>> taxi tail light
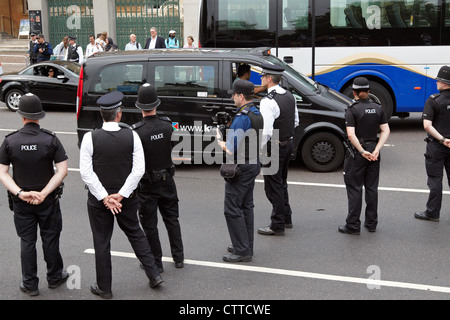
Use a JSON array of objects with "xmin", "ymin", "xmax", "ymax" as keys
[{"xmin": 76, "ymin": 66, "xmax": 83, "ymax": 119}]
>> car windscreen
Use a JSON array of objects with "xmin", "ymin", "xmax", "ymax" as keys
[
  {"xmin": 265, "ymin": 55, "xmax": 317, "ymax": 91},
  {"xmin": 61, "ymin": 63, "xmax": 81, "ymax": 76}
]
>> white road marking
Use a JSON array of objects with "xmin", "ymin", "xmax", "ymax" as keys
[{"xmin": 84, "ymin": 249, "xmax": 450, "ymax": 294}]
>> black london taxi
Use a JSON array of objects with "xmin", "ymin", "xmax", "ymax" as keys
[{"xmin": 76, "ymin": 48, "xmax": 351, "ymax": 172}]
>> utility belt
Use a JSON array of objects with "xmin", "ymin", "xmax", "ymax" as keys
[
  {"xmin": 7, "ymin": 183, "xmax": 64, "ymax": 210},
  {"xmin": 142, "ymin": 165, "xmax": 175, "ymax": 184},
  {"xmin": 425, "ymin": 136, "xmax": 448, "ymax": 144}
]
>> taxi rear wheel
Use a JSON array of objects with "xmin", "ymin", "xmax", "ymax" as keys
[
  {"xmin": 301, "ymin": 132, "xmax": 344, "ymax": 172},
  {"xmin": 5, "ymin": 88, "xmax": 24, "ymax": 112}
]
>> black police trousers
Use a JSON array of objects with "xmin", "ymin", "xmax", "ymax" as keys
[
  {"xmin": 224, "ymin": 163, "xmax": 261, "ymax": 256},
  {"xmin": 13, "ymin": 198, "xmax": 64, "ymax": 291},
  {"xmin": 424, "ymin": 141, "xmax": 450, "ymax": 219},
  {"xmin": 263, "ymin": 141, "xmax": 293, "ymax": 232},
  {"xmin": 87, "ymin": 193, "xmax": 160, "ymax": 293},
  {"xmin": 138, "ymin": 176, "xmax": 184, "ymax": 268},
  {"xmin": 343, "ymin": 143, "xmax": 380, "ymax": 231}
]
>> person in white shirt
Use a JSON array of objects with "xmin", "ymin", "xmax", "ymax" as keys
[
  {"xmin": 86, "ymin": 34, "xmax": 103, "ymax": 57},
  {"xmin": 79, "ymin": 91, "xmax": 163, "ymax": 299},
  {"xmin": 257, "ymin": 62, "xmax": 299, "ymax": 237},
  {"xmin": 125, "ymin": 34, "xmax": 142, "ymax": 50},
  {"xmin": 144, "ymin": 27, "xmax": 166, "ymax": 49}
]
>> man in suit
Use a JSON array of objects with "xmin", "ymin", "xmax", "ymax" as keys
[{"xmin": 144, "ymin": 27, "xmax": 166, "ymax": 49}]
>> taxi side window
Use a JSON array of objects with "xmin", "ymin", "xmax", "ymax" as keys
[
  {"xmin": 89, "ymin": 63, "xmax": 145, "ymax": 94},
  {"xmin": 150, "ymin": 61, "xmax": 220, "ymax": 98}
]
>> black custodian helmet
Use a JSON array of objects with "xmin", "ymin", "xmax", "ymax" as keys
[
  {"xmin": 17, "ymin": 93, "xmax": 46, "ymax": 120},
  {"xmin": 435, "ymin": 66, "xmax": 450, "ymax": 85},
  {"xmin": 135, "ymin": 83, "xmax": 161, "ymax": 111}
]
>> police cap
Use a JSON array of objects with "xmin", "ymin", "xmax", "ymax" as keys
[
  {"xmin": 260, "ymin": 62, "xmax": 285, "ymax": 75},
  {"xmin": 97, "ymin": 91, "xmax": 124, "ymax": 110},
  {"xmin": 68, "ymin": 36, "xmax": 77, "ymax": 41},
  {"xmin": 17, "ymin": 93, "xmax": 46, "ymax": 120},
  {"xmin": 435, "ymin": 66, "xmax": 450, "ymax": 85},
  {"xmin": 227, "ymin": 79, "xmax": 254, "ymax": 96},
  {"xmin": 30, "ymin": 32, "xmax": 37, "ymax": 37},
  {"xmin": 135, "ymin": 83, "xmax": 161, "ymax": 111},
  {"xmin": 352, "ymin": 77, "xmax": 370, "ymax": 90}
]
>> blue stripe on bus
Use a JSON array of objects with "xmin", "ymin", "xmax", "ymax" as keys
[{"xmin": 313, "ymin": 64, "xmax": 438, "ymax": 113}]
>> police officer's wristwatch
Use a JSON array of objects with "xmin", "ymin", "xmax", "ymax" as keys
[
  {"xmin": 16, "ymin": 189, "xmax": 23, "ymax": 197},
  {"xmin": 439, "ymin": 138, "xmax": 446, "ymax": 145}
]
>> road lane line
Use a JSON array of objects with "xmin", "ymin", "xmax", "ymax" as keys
[
  {"xmin": 68, "ymin": 169, "xmax": 448, "ymax": 195},
  {"xmin": 84, "ymin": 249, "xmax": 450, "ymax": 294}
]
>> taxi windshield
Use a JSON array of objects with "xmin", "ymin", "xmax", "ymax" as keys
[{"xmin": 265, "ymin": 55, "xmax": 317, "ymax": 91}]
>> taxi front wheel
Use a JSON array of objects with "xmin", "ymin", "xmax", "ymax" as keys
[{"xmin": 301, "ymin": 132, "xmax": 345, "ymax": 172}]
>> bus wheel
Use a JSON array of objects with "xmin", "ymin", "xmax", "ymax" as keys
[
  {"xmin": 301, "ymin": 132, "xmax": 344, "ymax": 172},
  {"xmin": 343, "ymin": 81, "xmax": 393, "ymax": 121}
]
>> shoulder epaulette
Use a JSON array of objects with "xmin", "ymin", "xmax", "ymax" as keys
[
  {"xmin": 5, "ymin": 130, "xmax": 18, "ymax": 138},
  {"xmin": 40, "ymin": 128, "xmax": 55, "ymax": 136},
  {"xmin": 266, "ymin": 91, "xmax": 277, "ymax": 100},
  {"xmin": 159, "ymin": 116, "xmax": 172, "ymax": 123},
  {"xmin": 118, "ymin": 122, "xmax": 132, "ymax": 129},
  {"xmin": 131, "ymin": 120, "xmax": 145, "ymax": 130},
  {"xmin": 430, "ymin": 93, "xmax": 440, "ymax": 100},
  {"xmin": 348, "ymin": 100, "xmax": 359, "ymax": 108}
]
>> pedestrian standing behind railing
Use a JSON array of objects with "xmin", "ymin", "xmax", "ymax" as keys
[
  {"xmin": 165, "ymin": 30, "xmax": 179, "ymax": 48},
  {"xmin": 183, "ymin": 36, "xmax": 196, "ymax": 48},
  {"xmin": 53, "ymin": 36, "xmax": 69, "ymax": 60},
  {"xmin": 86, "ymin": 34, "xmax": 103, "ymax": 57},
  {"xmin": 33, "ymin": 34, "xmax": 53, "ymax": 62}
]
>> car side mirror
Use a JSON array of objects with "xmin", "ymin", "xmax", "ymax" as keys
[{"xmin": 57, "ymin": 75, "xmax": 65, "ymax": 80}]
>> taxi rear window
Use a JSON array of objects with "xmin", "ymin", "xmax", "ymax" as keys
[{"xmin": 88, "ymin": 62, "xmax": 145, "ymax": 94}]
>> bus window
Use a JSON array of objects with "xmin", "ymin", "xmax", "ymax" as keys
[
  {"xmin": 330, "ymin": 0, "xmax": 439, "ymax": 29},
  {"xmin": 218, "ymin": 0, "xmax": 269, "ymax": 30},
  {"xmin": 282, "ymin": 0, "xmax": 308, "ymax": 30}
]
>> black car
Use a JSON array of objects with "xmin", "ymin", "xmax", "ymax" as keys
[
  {"xmin": 77, "ymin": 48, "xmax": 352, "ymax": 172},
  {"xmin": 0, "ymin": 61, "xmax": 80, "ymax": 112}
]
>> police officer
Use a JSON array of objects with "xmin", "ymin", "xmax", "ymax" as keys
[
  {"xmin": 67, "ymin": 36, "xmax": 84, "ymax": 64},
  {"xmin": 0, "ymin": 93, "xmax": 69, "ymax": 296},
  {"xmin": 257, "ymin": 62, "xmax": 299, "ymax": 236},
  {"xmin": 131, "ymin": 83, "xmax": 184, "ymax": 271},
  {"xmin": 414, "ymin": 66, "xmax": 450, "ymax": 222},
  {"xmin": 217, "ymin": 80, "xmax": 263, "ymax": 262},
  {"xmin": 79, "ymin": 91, "xmax": 163, "ymax": 299},
  {"xmin": 339, "ymin": 77, "xmax": 390, "ymax": 234},
  {"xmin": 33, "ymin": 34, "xmax": 53, "ymax": 62},
  {"xmin": 28, "ymin": 32, "xmax": 38, "ymax": 65}
]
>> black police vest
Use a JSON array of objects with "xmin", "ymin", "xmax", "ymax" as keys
[
  {"xmin": 36, "ymin": 42, "xmax": 50, "ymax": 60},
  {"xmin": 428, "ymin": 90, "xmax": 450, "ymax": 138},
  {"xmin": 92, "ymin": 128, "xmax": 133, "ymax": 194},
  {"xmin": 67, "ymin": 44, "xmax": 79, "ymax": 61},
  {"xmin": 4, "ymin": 126, "xmax": 58, "ymax": 190},
  {"xmin": 269, "ymin": 90, "xmax": 296, "ymax": 141},
  {"xmin": 348, "ymin": 99, "xmax": 384, "ymax": 142},
  {"xmin": 235, "ymin": 105, "xmax": 264, "ymax": 162},
  {"xmin": 29, "ymin": 41, "xmax": 38, "ymax": 59},
  {"xmin": 132, "ymin": 116, "xmax": 174, "ymax": 172}
]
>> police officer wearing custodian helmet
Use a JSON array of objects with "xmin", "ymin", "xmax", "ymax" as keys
[
  {"xmin": 339, "ymin": 77, "xmax": 390, "ymax": 234},
  {"xmin": 414, "ymin": 66, "xmax": 450, "ymax": 222},
  {"xmin": 132, "ymin": 83, "xmax": 184, "ymax": 271},
  {"xmin": 79, "ymin": 91, "xmax": 163, "ymax": 299},
  {"xmin": 0, "ymin": 93, "xmax": 69, "ymax": 296}
]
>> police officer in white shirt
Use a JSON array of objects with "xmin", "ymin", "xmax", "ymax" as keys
[
  {"xmin": 79, "ymin": 91, "xmax": 163, "ymax": 299},
  {"xmin": 67, "ymin": 36, "xmax": 84, "ymax": 64},
  {"xmin": 257, "ymin": 62, "xmax": 299, "ymax": 236}
]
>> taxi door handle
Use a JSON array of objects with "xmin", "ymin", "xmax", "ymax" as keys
[{"xmin": 202, "ymin": 105, "xmax": 220, "ymax": 111}]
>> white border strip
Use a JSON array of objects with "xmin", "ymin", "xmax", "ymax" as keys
[{"xmin": 84, "ymin": 249, "xmax": 450, "ymax": 294}]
